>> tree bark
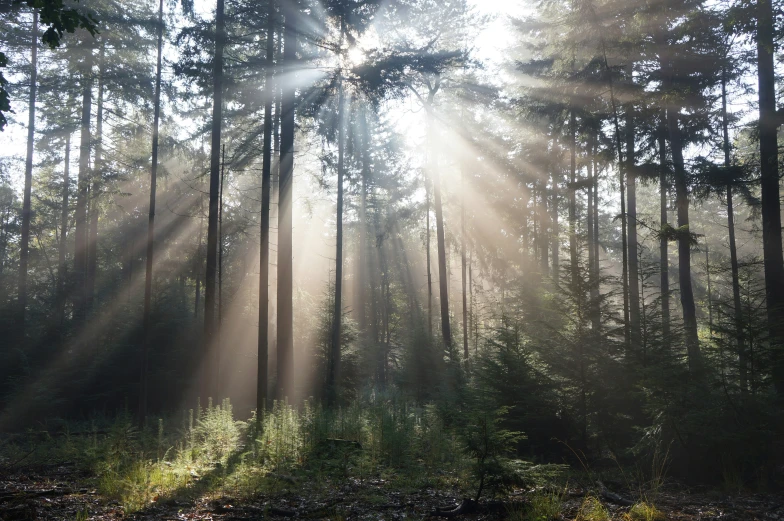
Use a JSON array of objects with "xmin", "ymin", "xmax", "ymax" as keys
[
  {"xmin": 619, "ymin": 141, "xmax": 630, "ymax": 349},
  {"xmin": 257, "ymin": 0, "xmax": 275, "ymax": 419},
  {"xmin": 626, "ymin": 68, "xmax": 641, "ymax": 349},
  {"xmin": 328, "ymin": 27, "xmax": 346, "ymax": 406},
  {"xmin": 429, "ymin": 106, "xmax": 452, "ymax": 348},
  {"xmin": 74, "ymin": 47, "xmax": 93, "ymax": 327},
  {"xmin": 568, "ymin": 110, "xmax": 578, "ymax": 295},
  {"xmin": 276, "ymin": 2, "xmax": 297, "ymax": 400},
  {"xmin": 140, "ymin": 0, "xmax": 164, "ymax": 425},
  {"xmin": 57, "ymin": 134, "xmax": 70, "ymax": 336},
  {"xmin": 426, "ymin": 154, "xmax": 432, "ymax": 335},
  {"xmin": 86, "ymin": 41, "xmax": 105, "ymax": 312},
  {"xmin": 722, "ymin": 68, "xmax": 746, "ymax": 394},
  {"xmin": 461, "ymin": 163, "xmax": 468, "ymax": 361},
  {"xmin": 551, "ymin": 164, "xmax": 559, "ymax": 284},
  {"xmin": 658, "ymin": 111, "xmax": 670, "ymax": 338},
  {"xmin": 204, "ymin": 0, "xmax": 226, "ymax": 401},
  {"xmin": 756, "ymin": 0, "xmax": 784, "ymax": 397},
  {"xmin": 18, "ymin": 11, "xmax": 38, "ymax": 334},
  {"xmin": 666, "ymin": 105, "xmax": 701, "ymax": 372},
  {"xmin": 587, "ymin": 132, "xmax": 598, "ymax": 331}
]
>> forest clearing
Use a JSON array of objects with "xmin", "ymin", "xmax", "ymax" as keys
[{"xmin": 2, "ymin": 0, "xmax": 784, "ymax": 518}]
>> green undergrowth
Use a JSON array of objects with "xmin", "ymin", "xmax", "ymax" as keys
[
  {"xmin": 2, "ymin": 399, "xmax": 678, "ymax": 519},
  {"xmin": 3, "ymin": 396, "xmax": 543, "ymax": 513}
]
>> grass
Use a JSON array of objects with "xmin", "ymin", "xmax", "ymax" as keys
[
  {"xmin": 1, "ymin": 396, "xmax": 480, "ymax": 514},
  {"xmin": 624, "ymin": 501, "xmax": 665, "ymax": 521},
  {"xmin": 524, "ymin": 489, "xmax": 564, "ymax": 521},
  {"xmin": 576, "ymin": 496, "xmax": 610, "ymax": 521}
]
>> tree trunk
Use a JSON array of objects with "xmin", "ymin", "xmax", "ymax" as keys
[
  {"xmin": 426, "ymin": 159, "xmax": 432, "ymax": 335},
  {"xmin": 722, "ymin": 69, "xmax": 746, "ymax": 394},
  {"xmin": 257, "ymin": 0, "xmax": 275, "ymax": 419},
  {"xmin": 217, "ymin": 144, "xmax": 226, "ymax": 389},
  {"xmin": 57, "ymin": 134, "xmax": 70, "ymax": 336},
  {"xmin": 430, "ymin": 115, "xmax": 452, "ymax": 348},
  {"xmin": 619, "ymin": 143, "xmax": 630, "ymax": 349},
  {"xmin": 551, "ymin": 165, "xmax": 559, "ymax": 283},
  {"xmin": 587, "ymin": 133, "xmax": 598, "ymax": 331},
  {"xmin": 539, "ymin": 180, "xmax": 548, "ymax": 276},
  {"xmin": 666, "ymin": 105, "xmax": 701, "ymax": 372},
  {"xmin": 140, "ymin": 0, "xmax": 164, "ymax": 425},
  {"xmin": 277, "ymin": 3, "xmax": 297, "ymax": 400},
  {"xmin": 461, "ymin": 163, "xmax": 468, "ymax": 361},
  {"xmin": 86, "ymin": 41, "xmax": 105, "ymax": 312},
  {"xmin": 358, "ymin": 108, "xmax": 370, "ymax": 339},
  {"xmin": 568, "ymin": 110, "xmax": 578, "ymax": 295},
  {"xmin": 203, "ymin": 0, "xmax": 226, "ymax": 401},
  {"xmin": 74, "ymin": 48, "xmax": 93, "ymax": 327},
  {"xmin": 328, "ymin": 30, "xmax": 346, "ymax": 406},
  {"xmin": 658, "ymin": 111, "xmax": 670, "ymax": 338},
  {"xmin": 626, "ymin": 69, "xmax": 641, "ymax": 349},
  {"xmin": 195, "ymin": 199, "xmax": 203, "ymax": 318},
  {"xmin": 756, "ymin": 0, "xmax": 784, "ymax": 397},
  {"xmin": 591, "ymin": 133, "xmax": 600, "ymax": 328},
  {"xmin": 18, "ymin": 11, "xmax": 38, "ymax": 334}
]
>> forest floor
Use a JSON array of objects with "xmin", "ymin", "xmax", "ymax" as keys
[{"xmin": 1, "ymin": 461, "xmax": 783, "ymax": 521}]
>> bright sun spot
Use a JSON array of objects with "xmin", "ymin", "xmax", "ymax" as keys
[{"xmin": 348, "ymin": 46, "xmax": 366, "ymax": 66}]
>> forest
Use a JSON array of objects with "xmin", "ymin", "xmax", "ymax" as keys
[{"xmin": 1, "ymin": 0, "xmax": 784, "ymax": 519}]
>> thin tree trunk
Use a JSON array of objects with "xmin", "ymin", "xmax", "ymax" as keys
[
  {"xmin": 217, "ymin": 144, "xmax": 226, "ymax": 390},
  {"xmin": 425, "ymin": 160, "xmax": 432, "ymax": 335},
  {"xmin": 18, "ymin": 11, "xmax": 38, "ymax": 333},
  {"xmin": 539, "ymin": 180, "xmax": 548, "ymax": 275},
  {"xmin": 86, "ymin": 41, "xmax": 105, "ymax": 312},
  {"xmin": 204, "ymin": 0, "xmax": 226, "ymax": 401},
  {"xmin": 598, "ymin": 40, "xmax": 629, "ymax": 348},
  {"xmin": 551, "ymin": 165, "xmax": 559, "ymax": 283},
  {"xmin": 195, "ymin": 204, "xmax": 203, "ymax": 317},
  {"xmin": 430, "ymin": 116, "xmax": 452, "ymax": 348},
  {"xmin": 591, "ymin": 134, "xmax": 600, "ymax": 327},
  {"xmin": 722, "ymin": 68, "xmax": 746, "ymax": 394},
  {"xmin": 619, "ymin": 145, "xmax": 630, "ymax": 349},
  {"xmin": 626, "ymin": 66, "xmax": 641, "ymax": 349},
  {"xmin": 57, "ymin": 134, "xmax": 70, "ymax": 335},
  {"xmin": 358, "ymin": 108, "xmax": 369, "ymax": 338},
  {"xmin": 756, "ymin": 0, "xmax": 784, "ymax": 397},
  {"xmin": 658, "ymin": 111, "xmax": 670, "ymax": 338},
  {"xmin": 461, "ymin": 162, "xmax": 468, "ymax": 361},
  {"xmin": 469, "ymin": 249, "xmax": 475, "ymax": 353},
  {"xmin": 587, "ymin": 136, "xmax": 596, "ymax": 327},
  {"xmin": 140, "ymin": 0, "xmax": 164, "ymax": 425},
  {"xmin": 568, "ymin": 110, "xmax": 578, "ymax": 294},
  {"xmin": 667, "ymin": 105, "xmax": 701, "ymax": 371},
  {"xmin": 706, "ymin": 245, "xmax": 712, "ymax": 334},
  {"xmin": 74, "ymin": 47, "xmax": 93, "ymax": 326},
  {"xmin": 276, "ymin": 3, "xmax": 297, "ymax": 400},
  {"xmin": 257, "ymin": 0, "xmax": 275, "ymax": 419},
  {"xmin": 328, "ymin": 27, "xmax": 346, "ymax": 406}
]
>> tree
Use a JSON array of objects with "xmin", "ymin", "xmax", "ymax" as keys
[
  {"xmin": 140, "ymin": 0, "xmax": 164, "ymax": 424},
  {"xmin": 18, "ymin": 10, "xmax": 38, "ymax": 335},
  {"xmin": 276, "ymin": 0, "xmax": 296, "ymax": 400},
  {"xmin": 0, "ymin": 0, "xmax": 97, "ymax": 130},
  {"xmin": 257, "ymin": 0, "xmax": 274, "ymax": 419},
  {"xmin": 754, "ymin": 0, "xmax": 784, "ymax": 397},
  {"xmin": 203, "ymin": 0, "xmax": 226, "ymax": 401}
]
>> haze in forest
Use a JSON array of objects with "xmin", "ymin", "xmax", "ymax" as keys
[{"xmin": 2, "ymin": 0, "xmax": 784, "ymax": 514}]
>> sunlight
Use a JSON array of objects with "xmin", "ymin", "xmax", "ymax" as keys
[
  {"xmin": 347, "ymin": 45, "xmax": 365, "ymax": 67},
  {"xmin": 1, "ymin": 0, "xmax": 781, "ymax": 516}
]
